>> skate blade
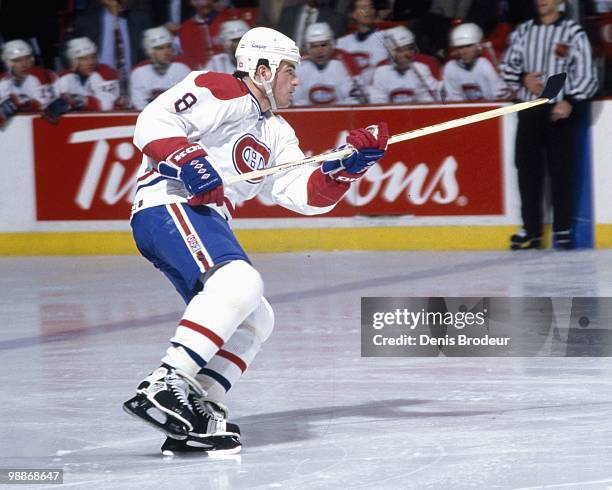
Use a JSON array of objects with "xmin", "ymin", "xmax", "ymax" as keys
[
  {"xmin": 161, "ymin": 437, "xmax": 241, "ymax": 457},
  {"xmin": 123, "ymin": 396, "xmax": 188, "ymax": 440}
]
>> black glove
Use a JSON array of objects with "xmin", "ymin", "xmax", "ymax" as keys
[
  {"xmin": 0, "ymin": 97, "xmax": 18, "ymax": 127},
  {"xmin": 43, "ymin": 95, "xmax": 86, "ymax": 124}
]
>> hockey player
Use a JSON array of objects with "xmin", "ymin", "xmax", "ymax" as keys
[
  {"xmin": 369, "ymin": 26, "xmax": 442, "ymax": 104},
  {"xmin": 130, "ymin": 27, "xmax": 192, "ymax": 110},
  {"xmin": 443, "ymin": 23, "xmax": 509, "ymax": 102},
  {"xmin": 293, "ymin": 22, "xmax": 363, "ymax": 106},
  {"xmin": 0, "ymin": 40, "xmax": 56, "ymax": 126},
  {"xmin": 43, "ymin": 37, "xmax": 121, "ymax": 123},
  {"xmin": 336, "ymin": 0, "xmax": 388, "ymax": 85},
  {"xmin": 203, "ymin": 20, "xmax": 250, "ymax": 74},
  {"xmin": 123, "ymin": 27, "xmax": 388, "ymax": 455},
  {"xmin": 178, "ymin": 0, "xmax": 234, "ymax": 69}
]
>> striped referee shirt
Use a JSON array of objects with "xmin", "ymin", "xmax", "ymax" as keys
[{"xmin": 501, "ymin": 14, "xmax": 598, "ymax": 103}]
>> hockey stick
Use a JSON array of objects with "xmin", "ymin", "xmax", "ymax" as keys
[{"xmin": 225, "ymin": 72, "xmax": 566, "ymax": 185}]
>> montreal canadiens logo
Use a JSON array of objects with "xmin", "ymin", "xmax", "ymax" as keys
[
  {"xmin": 390, "ymin": 89, "xmax": 415, "ymax": 103},
  {"xmin": 309, "ymin": 86, "xmax": 336, "ymax": 105},
  {"xmin": 232, "ymin": 134, "xmax": 271, "ymax": 184}
]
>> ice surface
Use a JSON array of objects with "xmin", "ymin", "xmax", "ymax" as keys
[{"xmin": 1, "ymin": 251, "xmax": 612, "ymax": 489}]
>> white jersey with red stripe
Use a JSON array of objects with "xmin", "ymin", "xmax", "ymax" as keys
[
  {"xmin": 130, "ymin": 60, "xmax": 192, "ymax": 110},
  {"xmin": 293, "ymin": 57, "xmax": 356, "ymax": 106},
  {"xmin": 368, "ymin": 62, "xmax": 442, "ymax": 104},
  {"xmin": 443, "ymin": 57, "xmax": 510, "ymax": 101},
  {"xmin": 0, "ymin": 67, "xmax": 56, "ymax": 110},
  {"xmin": 132, "ymin": 71, "xmax": 346, "ymax": 220},
  {"xmin": 336, "ymin": 30, "xmax": 389, "ymax": 85},
  {"xmin": 203, "ymin": 53, "xmax": 236, "ymax": 75},
  {"xmin": 54, "ymin": 64, "xmax": 120, "ymax": 111}
]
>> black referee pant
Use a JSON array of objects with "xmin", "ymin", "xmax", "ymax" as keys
[{"xmin": 514, "ymin": 102, "xmax": 581, "ymax": 238}]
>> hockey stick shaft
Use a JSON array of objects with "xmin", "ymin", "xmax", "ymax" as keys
[{"xmin": 225, "ymin": 73, "xmax": 566, "ymax": 185}]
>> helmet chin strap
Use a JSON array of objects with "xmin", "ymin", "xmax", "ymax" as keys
[
  {"xmin": 262, "ymin": 77, "xmax": 277, "ymax": 111},
  {"xmin": 253, "ymin": 70, "xmax": 278, "ymax": 111}
]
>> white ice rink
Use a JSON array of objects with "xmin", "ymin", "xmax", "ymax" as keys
[{"xmin": 1, "ymin": 250, "xmax": 612, "ymax": 489}]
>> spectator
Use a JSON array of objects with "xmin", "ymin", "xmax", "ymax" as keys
[
  {"xmin": 429, "ymin": 0, "xmax": 473, "ymax": 19},
  {"xmin": 44, "ymin": 37, "xmax": 121, "ymax": 123},
  {"xmin": 204, "ymin": 19, "xmax": 249, "ymax": 73},
  {"xmin": 277, "ymin": 0, "xmax": 348, "ymax": 51},
  {"xmin": 336, "ymin": 0, "xmax": 389, "ymax": 84},
  {"xmin": 0, "ymin": 40, "xmax": 56, "ymax": 120},
  {"xmin": 501, "ymin": 0, "xmax": 598, "ymax": 250},
  {"xmin": 369, "ymin": 26, "xmax": 442, "ymax": 103},
  {"xmin": 0, "ymin": 0, "xmax": 64, "ymax": 70},
  {"xmin": 130, "ymin": 26, "xmax": 191, "ymax": 110},
  {"xmin": 588, "ymin": 0, "xmax": 612, "ymax": 13},
  {"xmin": 293, "ymin": 22, "xmax": 364, "ymax": 106},
  {"xmin": 391, "ymin": 1, "xmax": 431, "ymax": 21},
  {"xmin": 443, "ymin": 23, "xmax": 509, "ymax": 101},
  {"xmin": 72, "ymin": 0, "xmax": 154, "ymax": 97},
  {"xmin": 178, "ymin": 0, "xmax": 233, "ymax": 69}
]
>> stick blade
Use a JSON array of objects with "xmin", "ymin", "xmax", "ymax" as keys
[{"xmin": 540, "ymin": 72, "xmax": 567, "ymax": 100}]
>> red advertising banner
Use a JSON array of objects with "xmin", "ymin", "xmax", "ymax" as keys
[
  {"xmin": 34, "ymin": 115, "xmax": 141, "ymax": 220},
  {"xmin": 33, "ymin": 106, "xmax": 503, "ymax": 221}
]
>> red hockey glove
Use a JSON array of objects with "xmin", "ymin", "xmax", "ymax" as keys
[{"xmin": 321, "ymin": 122, "xmax": 389, "ymax": 182}]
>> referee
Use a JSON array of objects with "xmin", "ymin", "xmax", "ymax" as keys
[{"xmin": 501, "ymin": 0, "xmax": 598, "ymax": 250}]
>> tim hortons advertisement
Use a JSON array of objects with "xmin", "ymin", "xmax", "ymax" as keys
[{"xmin": 32, "ymin": 107, "xmax": 503, "ymax": 221}]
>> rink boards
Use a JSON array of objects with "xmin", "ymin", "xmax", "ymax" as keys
[{"xmin": 0, "ymin": 100, "xmax": 608, "ymax": 254}]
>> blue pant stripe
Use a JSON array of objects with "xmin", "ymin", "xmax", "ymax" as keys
[
  {"xmin": 171, "ymin": 341, "xmax": 208, "ymax": 368},
  {"xmin": 198, "ymin": 367, "xmax": 232, "ymax": 392}
]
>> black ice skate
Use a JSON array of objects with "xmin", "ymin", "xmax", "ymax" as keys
[
  {"xmin": 510, "ymin": 229, "xmax": 542, "ymax": 250},
  {"xmin": 190, "ymin": 396, "xmax": 240, "ymax": 438},
  {"xmin": 160, "ymin": 432, "xmax": 241, "ymax": 456},
  {"xmin": 122, "ymin": 364, "xmax": 201, "ymax": 439},
  {"xmin": 553, "ymin": 230, "xmax": 573, "ymax": 250},
  {"xmin": 160, "ymin": 396, "xmax": 242, "ymax": 456}
]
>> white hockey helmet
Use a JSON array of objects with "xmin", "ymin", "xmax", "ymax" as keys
[
  {"xmin": 220, "ymin": 20, "xmax": 250, "ymax": 48},
  {"xmin": 305, "ymin": 22, "xmax": 335, "ymax": 45},
  {"xmin": 143, "ymin": 26, "xmax": 174, "ymax": 56},
  {"xmin": 2, "ymin": 39, "xmax": 33, "ymax": 69},
  {"xmin": 384, "ymin": 26, "xmax": 416, "ymax": 51},
  {"xmin": 66, "ymin": 37, "xmax": 97, "ymax": 68},
  {"xmin": 235, "ymin": 27, "xmax": 300, "ymax": 110},
  {"xmin": 450, "ymin": 23, "xmax": 483, "ymax": 47},
  {"xmin": 235, "ymin": 27, "xmax": 300, "ymax": 80}
]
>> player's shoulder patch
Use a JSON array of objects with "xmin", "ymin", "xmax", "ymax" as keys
[
  {"xmin": 194, "ymin": 72, "xmax": 248, "ymax": 100},
  {"xmin": 0, "ymin": 71, "xmax": 9, "ymax": 81},
  {"xmin": 133, "ymin": 60, "xmax": 152, "ymax": 70},
  {"xmin": 96, "ymin": 64, "xmax": 118, "ymax": 81},
  {"xmin": 476, "ymin": 56, "xmax": 494, "ymax": 69},
  {"xmin": 173, "ymin": 61, "xmax": 192, "ymax": 72},
  {"xmin": 29, "ymin": 67, "xmax": 56, "ymax": 84},
  {"xmin": 58, "ymin": 68, "xmax": 74, "ymax": 78}
]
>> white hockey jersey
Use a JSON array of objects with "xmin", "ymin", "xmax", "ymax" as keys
[
  {"xmin": 0, "ymin": 67, "xmax": 56, "ymax": 110},
  {"xmin": 54, "ymin": 64, "xmax": 120, "ymax": 111},
  {"xmin": 132, "ymin": 71, "xmax": 349, "ymax": 220},
  {"xmin": 336, "ymin": 30, "xmax": 389, "ymax": 85},
  {"xmin": 369, "ymin": 62, "xmax": 442, "ymax": 104},
  {"xmin": 293, "ymin": 57, "xmax": 356, "ymax": 106},
  {"xmin": 203, "ymin": 53, "xmax": 236, "ymax": 75},
  {"xmin": 130, "ymin": 60, "xmax": 192, "ymax": 110},
  {"xmin": 443, "ymin": 57, "xmax": 509, "ymax": 101}
]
